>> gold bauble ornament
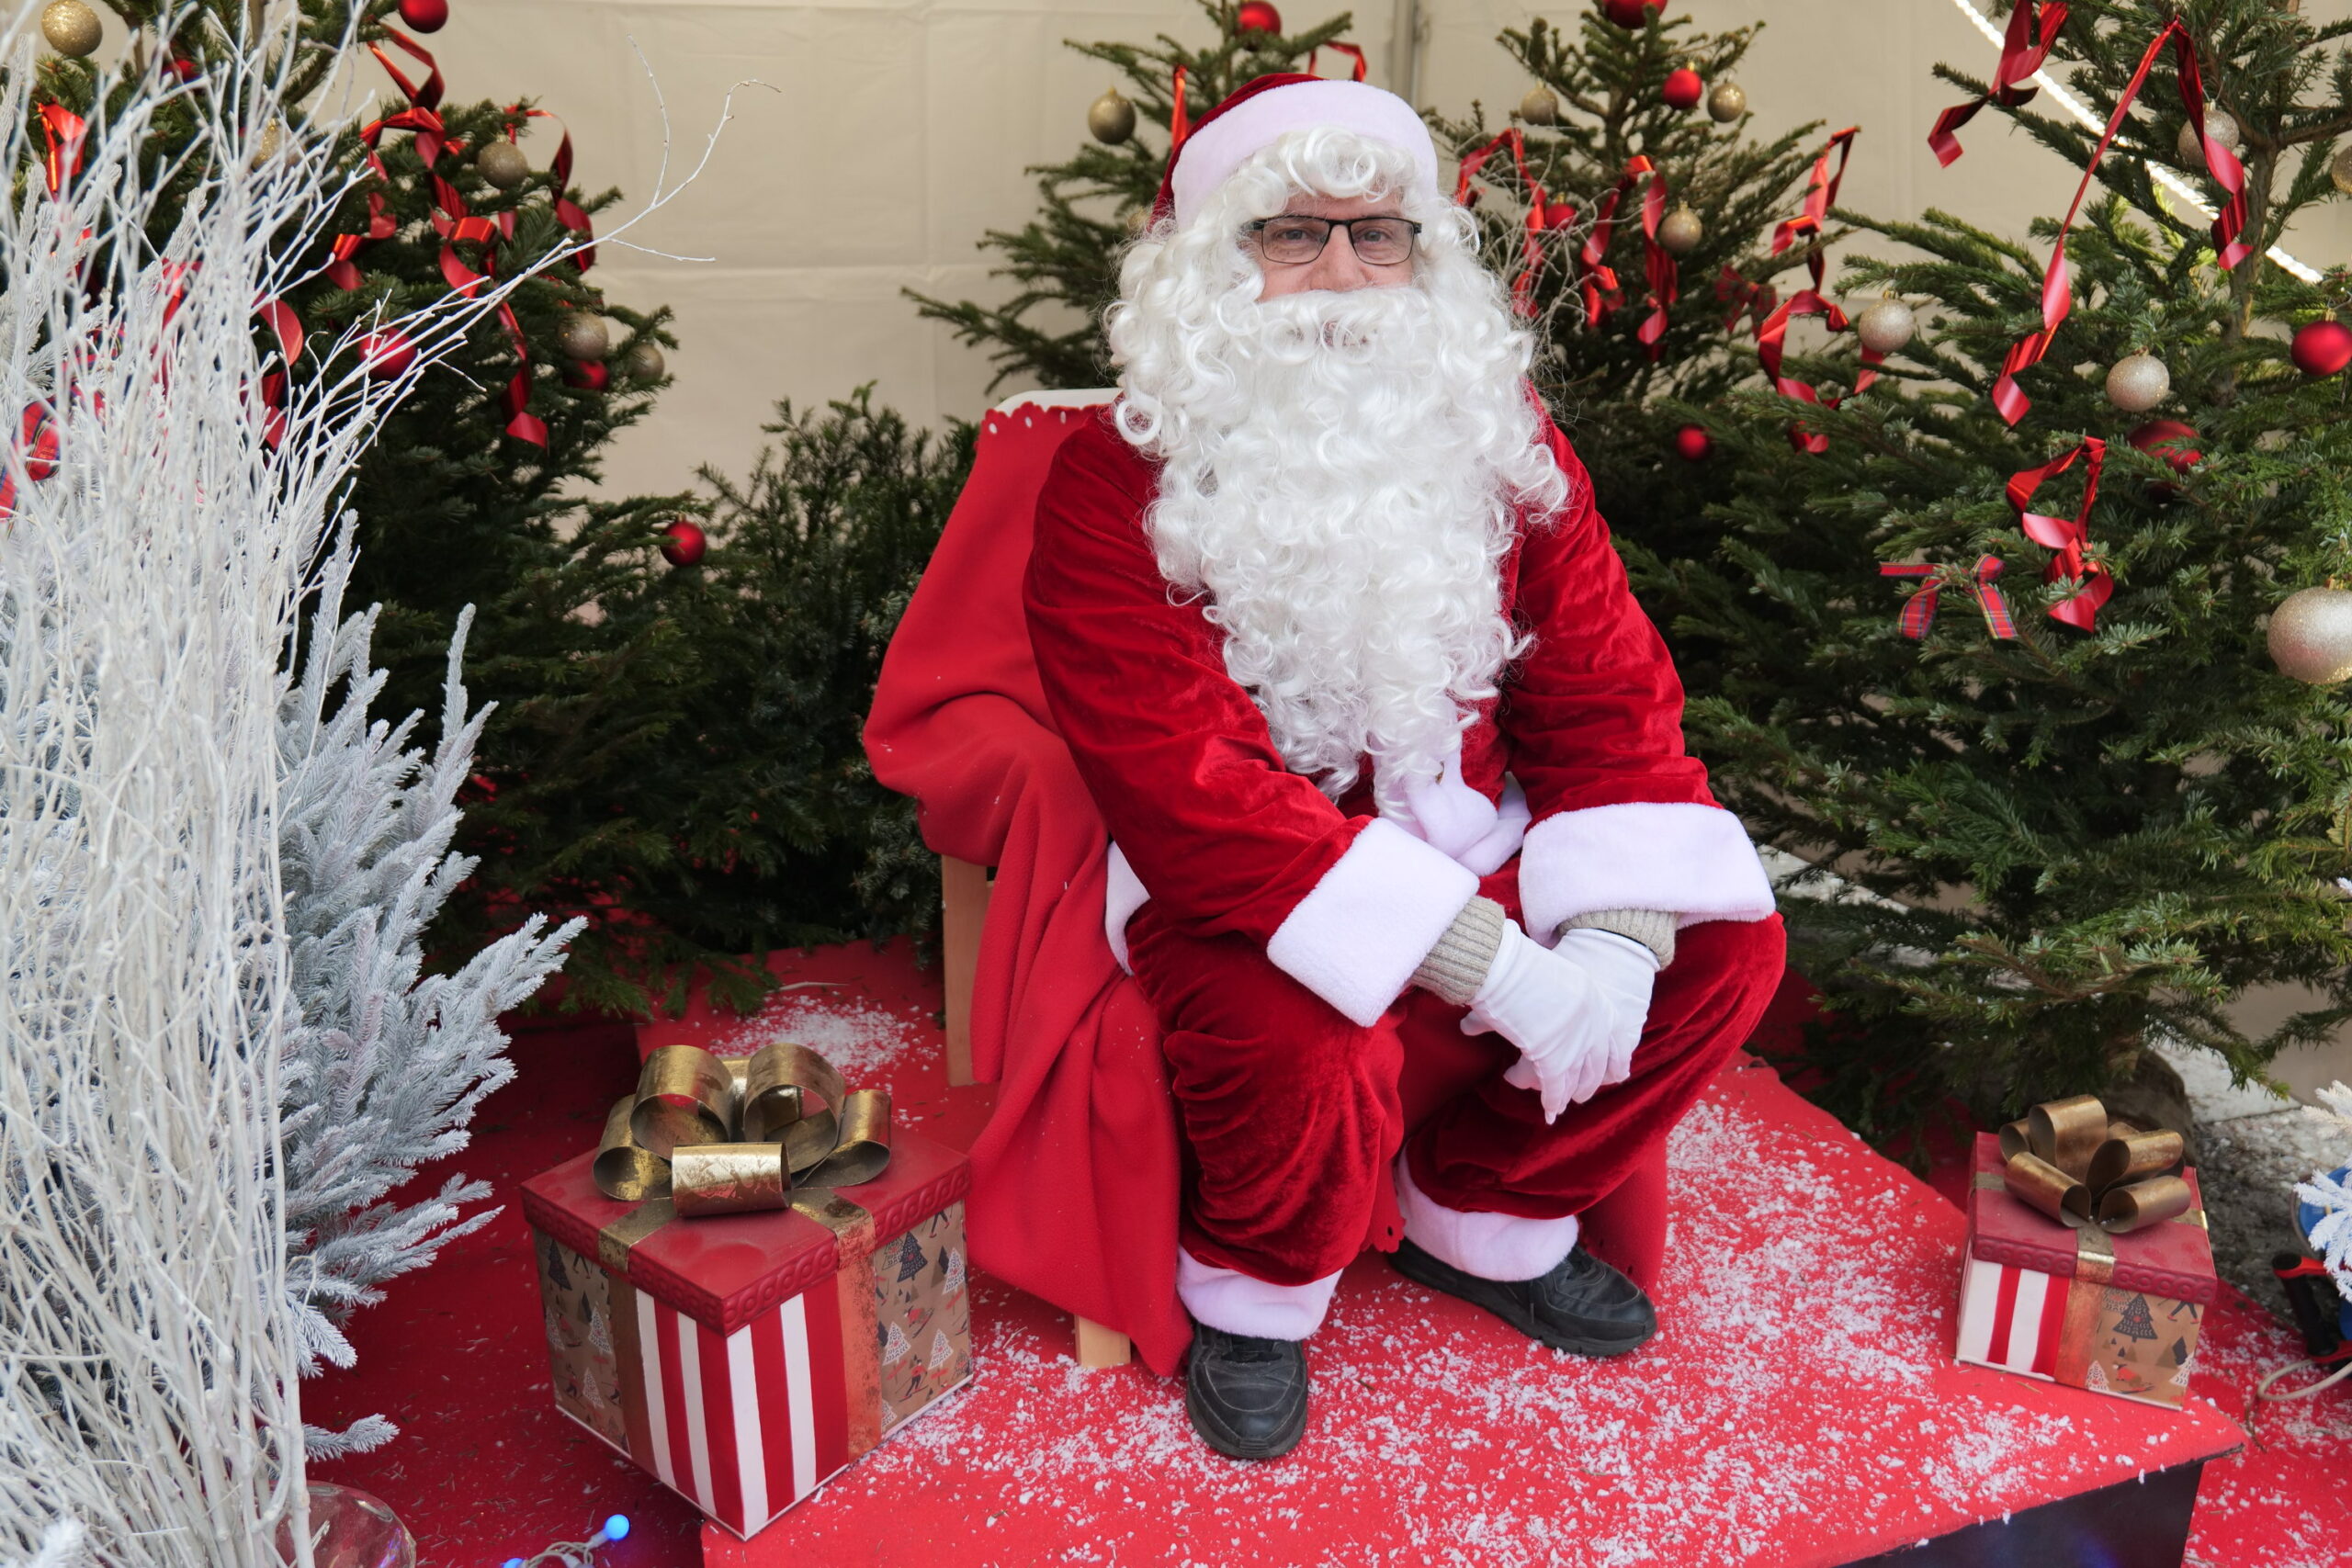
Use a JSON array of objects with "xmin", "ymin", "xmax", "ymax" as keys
[
  {"xmin": 2105, "ymin": 351, "xmax": 2171, "ymax": 413},
  {"xmin": 1706, "ymin": 81, "xmax": 1747, "ymax": 123},
  {"xmin": 2332, "ymin": 145, "xmax": 2352, "ymax": 196},
  {"xmin": 556, "ymin": 314, "xmax": 610, "ymax": 362},
  {"xmin": 1125, "ymin": 207, "xmax": 1154, "ymax": 238},
  {"xmin": 42, "ymin": 0, "xmax": 102, "ymax": 58},
  {"xmin": 2267, "ymin": 587, "xmax": 2352, "ymax": 683},
  {"xmin": 2176, "ymin": 110, "xmax": 2241, "ymax": 170},
  {"xmin": 1517, "ymin": 86, "xmax": 1560, "ymax": 126},
  {"xmin": 622, "ymin": 342, "xmax": 666, "ymax": 381},
  {"xmin": 477, "ymin": 140, "xmax": 529, "ymax": 190},
  {"xmin": 1657, "ymin": 206, "xmax": 1702, "ymax": 257},
  {"xmin": 1855, "ymin": 298, "xmax": 1917, "ymax": 355},
  {"xmin": 1088, "ymin": 88, "xmax": 1136, "ymax": 146}
]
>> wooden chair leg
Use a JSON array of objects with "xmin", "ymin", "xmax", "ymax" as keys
[
  {"xmin": 939, "ymin": 855, "xmax": 991, "ymax": 1088},
  {"xmin": 1075, "ymin": 1314, "xmax": 1132, "ymax": 1369}
]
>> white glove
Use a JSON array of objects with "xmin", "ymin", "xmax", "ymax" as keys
[
  {"xmin": 1548, "ymin": 928, "xmax": 1659, "ymax": 1089},
  {"xmin": 1461, "ymin": 921, "xmax": 1619, "ymax": 1122}
]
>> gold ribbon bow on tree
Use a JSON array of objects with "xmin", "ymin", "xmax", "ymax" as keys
[
  {"xmin": 593, "ymin": 1042, "xmax": 891, "ymax": 1217},
  {"xmin": 1996, "ymin": 1094, "xmax": 2193, "ymax": 1234}
]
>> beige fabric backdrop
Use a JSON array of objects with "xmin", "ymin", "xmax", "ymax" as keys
[{"xmin": 420, "ymin": 0, "xmax": 2349, "ymax": 1096}]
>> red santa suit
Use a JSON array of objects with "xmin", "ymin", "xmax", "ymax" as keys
[{"xmin": 1024, "ymin": 402, "xmax": 1785, "ymax": 1314}]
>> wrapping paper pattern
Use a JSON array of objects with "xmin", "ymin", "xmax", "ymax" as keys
[
  {"xmin": 530, "ymin": 1199, "xmax": 973, "ymax": 1539},
  {"xmin": 1955, "ymin": 1253, "xmax": 2203, "ymax": 1409}
]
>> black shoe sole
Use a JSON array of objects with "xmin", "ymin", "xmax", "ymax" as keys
[
  {"xmin": 1183, "ymin": 1366, "xmax": 1308, "ymax": 1460},
  {"xmin": 1390, "ymin": 1245, "xmax": 1656, "ymax": 1359}
]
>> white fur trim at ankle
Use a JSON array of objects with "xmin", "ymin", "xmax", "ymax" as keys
[
  {"xmin": 1104, "ymin": 840, "xmax": 1148, "ymax": 973},
  {"xmin": 1519, "ymin": 802, "xmax": 1774, "ymax": 949},
  {"xmin": 1266, "ymin": 818, "xmax": 1480, "ymax": 1027},
  {"xmin": 1176, "ymin": 1250, "xmax": 1343, "ymax": 1342},
  {"xmin": 1396, "ymin": 1156, "xmax": 1580, "ymax": 1283}
]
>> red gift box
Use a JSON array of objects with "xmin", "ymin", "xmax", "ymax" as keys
[
  {"xmin": 1956, "ymin": 1130, "xmax": 2217, "ymax": 1408},
  {"xmin": 520, "ymin": 1129, "xmax": 972, "ymax": 1538}
]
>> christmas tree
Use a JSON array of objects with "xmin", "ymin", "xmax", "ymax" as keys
[
  {"xmin": 1429, "ymin": 5, "xmax": 1848, "ymax": 575},
  {"xmin": 907, "ymin": 0, "xmax": 1360, "ymax": 392},
  {"xmin": 1662, "ymin": 0, "xmax": 2352, "ymax": 1145}
]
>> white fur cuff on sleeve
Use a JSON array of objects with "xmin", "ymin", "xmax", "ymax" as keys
[
  {"xmin": 1266, "ymin": 818, "xmax": 1480, "ymax": 1028},
  {"xmin": 1519, "ymin": 802, "xmax": 1775, "ymax": 945}
]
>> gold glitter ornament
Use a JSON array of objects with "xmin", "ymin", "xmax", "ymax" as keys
[
  {"xmin": 1088, "ymin": 88, "xmax": 1136, "ymax": 145},
  {"xmin": 1517, "ymin": 86, "xmax": 1560, "ymax": 126},
  {"xmin": 1707, "ymin": 82, "xmax": 1746, "ymax": 123},
  {"xmin": 477, "ymin": 140, "xmax": 529, "ymax": 190},
  {"xmin": 1855, "ymin": 299, "xmax": 1917, "ymax": 355},
  {"xmin": 2176, "ymin": 110, "xmax": 2240, "ymax": 170},
  {"xmin": 622, "ymin": 342, "xmax": 666, "ymax": 381},
  {"xmin": 41, "ymin": 0, "xmax": 101, "ymax": 58},
  {"xmin": 556, "ymin": 314, "xmax": 610, "ymax": 362},
  {"xmin": 2105, "ymin": 352, "xmax": 2170, "ymax": 413},
  {"xmin": 1657, "ymin": 207, "xmax": 1703, "ymax": 257},
  {"xmin": 2267, "ymin": 587, "xmax": 2352, "ymax": 683}
]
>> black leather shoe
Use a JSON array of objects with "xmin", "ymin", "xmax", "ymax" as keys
[
  {"xmin": 1391, "ymin": 1237, "xmax": 1657, "ymax": 1357},
  {"xmin": 1183, "ymin": 1322, "xmax": 1309, "ymax": 1460}
]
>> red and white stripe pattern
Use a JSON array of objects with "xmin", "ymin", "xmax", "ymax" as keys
[
  {"xmin": 1954, "ymin": 1255, "xmax": 2066, "ymax": 1380},
  {"xmin": 583, "ymin": 1280, "xmax": 862, "ymax": 1540}
]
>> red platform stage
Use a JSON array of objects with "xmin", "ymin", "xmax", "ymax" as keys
[{"xmin": 307, "ymin": 941, "xmax": 2351, "ymax": 1568}]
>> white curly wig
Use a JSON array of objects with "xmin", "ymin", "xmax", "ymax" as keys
[{"xmin": 1105, "ymin": 125, "xmax": 1570, "ymax": 811}]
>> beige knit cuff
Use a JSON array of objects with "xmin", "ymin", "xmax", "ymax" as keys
[
  {"xmin": 1410, "ymin": 896, "xmax": 1509, "ymax": 1007},
  {"xmin": 1558, "ymin": 908, "xmax": 1677, "ymax": 967}
]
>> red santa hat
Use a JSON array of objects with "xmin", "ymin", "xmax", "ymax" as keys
[{"xmin": 1151, "ymin": 73, "xmax": 1442, "ymax": 229}]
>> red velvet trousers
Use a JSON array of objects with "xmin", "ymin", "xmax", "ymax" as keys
[{"xmin": 1126, "ymin": 863, "xmax": 1787, "ymax": 1291}]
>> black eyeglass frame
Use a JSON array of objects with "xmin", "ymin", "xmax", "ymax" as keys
[{"xmin": 1242, "ymin": 214, "xmax": 1424, "ymax": 265}]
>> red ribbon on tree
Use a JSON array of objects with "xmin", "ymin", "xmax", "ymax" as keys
[
  {"xmin": 1715, "ymin": 265, "xmax": 1776, "ymax": 333},
  {"xmin": 1984, "ymin": 22, "xmax": 2248, "ymax": 427},
  {"xmin": 1307, "ymin": 42, "xmax": 1368, "ymax": 82},
  {"xmin": 1881, "ymin": 557, "xmax": 2019, "ymax": 640},
  {"xmin": 1771, "ymin": 126, "xmax": 1858, "ymax": 289},
  {"xmin": 1455, "ymin": 127, "xmax": 1560, "ymax": 319},
  {"xmin": 1627, "ymin": 155, "xmax": 1677, "ymax": 359},
  {"xmin": 39, "ymin": 104, "xmax": 87, "ymax": 197},
  {"xmin": 1750, "ymin": 128, "xmax": 1880, "ymax": 452},
  {"xmin": 1170, "ymin": 66, "xmax": 1192, "ymax": 154},
  {"xmin": 2008, "ymin": 435, "xmax": 2111, "ymax": 630},
  {"xmin": 0, "ymin": 404, "xmax": 61, "ymax": 520},
  {"xmin": 1928, "ymin": 1, "xmax": 2069, "ymax": 166},
  {"xmin": 504, "ymin": 107, "xmax": 596, "ymax": 270}
]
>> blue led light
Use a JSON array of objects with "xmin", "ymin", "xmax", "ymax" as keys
[{"xmin": 602, "ymin": 1514, "xmax": 631, "ymax": 1541}]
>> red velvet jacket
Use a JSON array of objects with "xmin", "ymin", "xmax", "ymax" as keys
[{"xmin": 1023, "ymin": 405, "xmax": 1772, "ymax": 1029}]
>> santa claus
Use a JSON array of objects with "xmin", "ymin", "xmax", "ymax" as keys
[{"xmin": 1023, "ymin": 73, "xmax": 1784, "ymax": 1459}]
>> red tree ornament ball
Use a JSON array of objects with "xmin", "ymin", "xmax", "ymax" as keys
[
  {"xmin": 1672, "ymin": 424, "xmax": 1711, "ymax": 462},
  {"xmin": 2126, "ymin": 419, "xmax": 2201, "ymax": 475},
  {"xmin": 357, "ymin": 330, "xmax": 415, "ymax": 380},
  {"xmin": 1236, "ymin": 1, "xmax": 1283, "ymax": 35},
  {"xmin": 1603, "ymin": 0, "xmax": 1660, "ymax": 28},
  {"xmin": 398, "ymin": 0, "xmax": 449, "ymax": 31},
  {"xmin": 2291, "ymin": 319, "xmax": 2352, "ymax": 378},
  {"xmin": 661, "ymin": 520, "xmax": 708, "ymax": 568},
  {"xmin": 1662, "ymin": 67, "xmax": 1704, "ymax": 112}
]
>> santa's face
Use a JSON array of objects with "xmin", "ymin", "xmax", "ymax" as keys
[
  {"xmin": 1248, "ymin": 192, "xmax": 1417, "ymax": 299},
  {"xmin": 1106, "ymin": 130, "xmax": 1567, "ymax": 813}
]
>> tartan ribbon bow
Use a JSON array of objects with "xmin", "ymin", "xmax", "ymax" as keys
[
  {"xmin": 1880, "ymin": 556, "xmax": 2018, "ymax": 639},
  {"xmin": 594, "ymin": 1042, "xmax": 893, "ymax": 1217},
  {"xmin": 1996, "ymin": 1094, "xmax": 2193, "ymax": 1235}
]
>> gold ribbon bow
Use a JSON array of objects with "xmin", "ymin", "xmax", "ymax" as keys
[
  {"xmin": 1996, "ymin": 1094, "xmax": 2192, "ymax": 1235},
  {"xmin": 593, "ymin": 1042, "xmax": 891, "ymax": 1217}
]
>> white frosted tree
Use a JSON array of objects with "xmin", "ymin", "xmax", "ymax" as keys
[
  {"xmin": 0, "ymin": 1, "xmax": 733, "ymax": 1559},
  {"xmin": 277, "ymin": 558, "xmax": 582, "ymax": 1458}
]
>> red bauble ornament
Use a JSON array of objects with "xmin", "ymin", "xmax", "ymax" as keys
[
  {"xmin": 1602, "ymin": 0, "xmax": 1659, "ymax": 28},
  {"xmin": 1236, "ymin": 0, "xmax": 1283, "ymax": 35},
  {"xmin": 563, "ymin": 358, "xmax": 611, "ymax": 392},
  {"xmin": 398, "ymin": 0, "xmax": 449, "ymax": 30},
  {"xmin": 1672, "ymin": 424, "xmax": 1711, "ymax": 462},
  {"xmin": 660, "ymin": 520, "xmax": 707, "ymax": 568},
  {"xmin": 2126, "ymin": 418, "xmax": 2200, "ymax": 474},
  {"xmin": 1662, "ymin": 68, "xmax": 1703, "ymax": 112},
  {"xmin": 2291, "ymin": 319, "xmax": 2352, "ymax": 378},
  {"xmin": 356, "ymin": 330, "xmax": 415, "ymax": 380},
  {"xmin": 166, "ymin": 55, "xmax": 199, "ymax": 83}
]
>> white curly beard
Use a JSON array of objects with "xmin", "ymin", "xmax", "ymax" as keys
[{"xmin": 1106, "ymin": 128, "xmax": 1568, "ymax": 814}]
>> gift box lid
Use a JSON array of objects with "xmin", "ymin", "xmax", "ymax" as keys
[
  {"xmin": 519, "ymin": 1125, "xmax": 970, "ymax": 1335},
  {"xmin": 1964, "ymin": 1132, "xmax": 2216, "ymax": 1304}
]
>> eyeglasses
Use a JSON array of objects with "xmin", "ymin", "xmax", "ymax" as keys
[{"xmin": 1244, "ymin": 214, "xmax": 1422, "ymax": 267}]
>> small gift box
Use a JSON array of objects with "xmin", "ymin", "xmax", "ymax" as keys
[
  {"xmin": 1956, "ymin": 1095, "xmax": 2216, "ymax": 1409},
  {"xmin": 520, "ymin": 1043, "xmax": 973, "ymax": 1539}
]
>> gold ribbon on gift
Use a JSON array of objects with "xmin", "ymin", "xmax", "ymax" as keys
[
  {"xmin": 592, "ymin": 1041, "xmax": 892, "ymax": 1219},
  {"xmin": 1995, "ymin": 1093, "xmax": 2193, "ymax": 1235}
]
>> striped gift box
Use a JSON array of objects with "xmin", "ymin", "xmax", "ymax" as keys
[
  {"xmin": 523, "ymin": 1131, "xmax": 973, "ymax": 1540},
  {"xmin": 1955, "ymin": 1133, "xmax": 2214, "ymax": 1411}
]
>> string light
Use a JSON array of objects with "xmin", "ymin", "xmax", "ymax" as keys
[
  {"xmin": 1944, "ymin": 0, "xmax": 2321, "ymax": 283},
  {"xmin": 499, "ymin": 1515, "xmax": 631, "ymax": 1568}
]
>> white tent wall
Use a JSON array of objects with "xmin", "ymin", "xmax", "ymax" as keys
[{"xmin": 426, "ymin": 0, "xmax": 2352, "ymax": 495}]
